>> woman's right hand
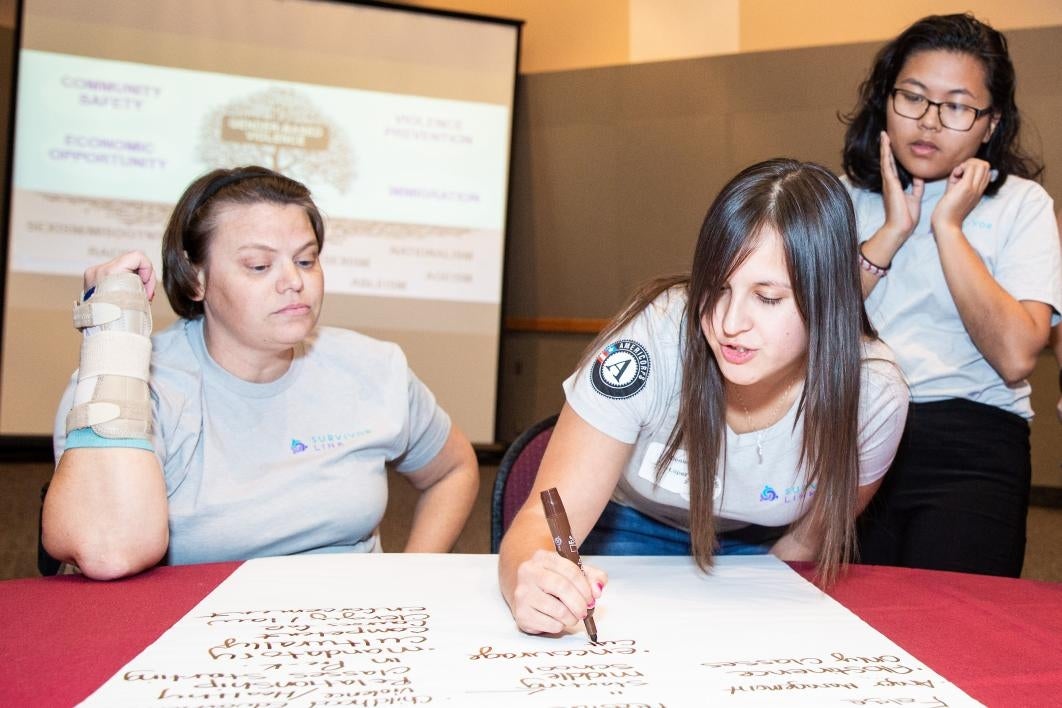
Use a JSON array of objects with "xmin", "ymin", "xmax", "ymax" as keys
[
  {"xmin": 83, "ymin": 251, "xmax": 157, "ymax": 301},
  {"xmin": 878, "ymin": 131, "xmax": 924, "ymax": 245},
  {"xmin": 509, "ymin": 548, "xmax": 607, "ymax": 635},
  {"xmin": 498, "ymin": 405, "xmax": 629, "ymax": 636}
]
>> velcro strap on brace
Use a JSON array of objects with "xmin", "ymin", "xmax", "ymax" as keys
[
  {"xmin": 77, "ymin": 331, "xmax": 152, "ymax": 382},
  {"xmin": 65, "ymin": 399, "xmax": 153, "ymax": 436},
  {"xmin": 72, "ymin": 291, "xmax": 152, "ymax": 331},
  {"xmin": 73, "ymin": 301, "xmax": 121, "ymax": 329}
]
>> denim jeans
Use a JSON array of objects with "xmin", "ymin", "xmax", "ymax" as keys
[{"xmin": 580, "ymin": 501, "xmax": 782, "ymax": 556}]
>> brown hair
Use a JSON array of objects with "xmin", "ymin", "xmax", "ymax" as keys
[
  {"xmin": 161, "ymin": 166, "xmax": 325, "ymax": 319},
  {"xmin": 584, "ymin": 158, "xmax": 875, "ymax": 585}
]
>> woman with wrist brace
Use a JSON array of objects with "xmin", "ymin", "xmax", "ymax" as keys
[
  {"xmin": 42, "ymin": 166, "xmax": 479, "ymax": 579},
  {"xmin": 841, "ymin": 14, "xmax": 1062, "ymax": 576}
]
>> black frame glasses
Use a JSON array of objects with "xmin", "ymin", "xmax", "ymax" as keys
[{"xmin": 889, "ymin": 88, "xmax": 993, "ymax": 132}]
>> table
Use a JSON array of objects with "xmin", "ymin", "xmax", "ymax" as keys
[{"xmin": 2, "ymin": 560, "xmax": 1061, "ymax": 707}]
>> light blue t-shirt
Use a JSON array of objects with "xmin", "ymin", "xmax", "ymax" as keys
[
  {"xmin": 846, "ymin": 175, "xmax": 1062, "ymax": 419},
  {"xmin": 55, "ymin": 318, "xmax": 451, "ymax": 564}
]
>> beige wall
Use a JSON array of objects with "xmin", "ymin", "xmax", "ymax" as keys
[
  {"xmin": 629, "ymin": 0, "xmax": 739, "ymax": 63},
  {"xmin": 739, "ymin": 0, "xmax": 1062, "ymax": 52},
  {"xmin": 403, "ymin": 0, "xmax": 1062, "ymax": 71},
  {"xmin": 402, "ymin": 0, "xmax": 630, "ymax": 73},
  {"xmin": 5, "ymin": 1, "xmax": 1058, "ymax": 71}
]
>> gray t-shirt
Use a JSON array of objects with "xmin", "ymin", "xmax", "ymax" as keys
[
  {"xmin": 55, "ymin": 318, "xmax": 451, "ymax": 564},
  {"xmin": 564, "ymin": 288, "xmax": 909, "ymax": 533}
]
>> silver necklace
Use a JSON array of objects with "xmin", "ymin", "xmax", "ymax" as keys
[{"xmin": 736, "ymin": 379, "xmax": 795, "ymax": 464}]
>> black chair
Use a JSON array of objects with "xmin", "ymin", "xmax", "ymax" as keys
[{"xmin": 490, "ymin": 414, "xmax": 558, "ymax": 553}]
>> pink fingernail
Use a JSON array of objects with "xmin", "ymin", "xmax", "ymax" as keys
[{"xmin": 588, "ymin": 599, "xmax": 596, "ymax": 609}]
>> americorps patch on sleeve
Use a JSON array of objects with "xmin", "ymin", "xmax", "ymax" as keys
[{"xmin": 590, "ymin": 339, "xmax": 651, "ymax": 399}]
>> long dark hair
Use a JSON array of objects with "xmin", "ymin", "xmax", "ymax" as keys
[
  {"xmin": 584, "ymin": 159, "xmax": 874, "ymax": 585},
  {"xmin": 161, "ymin": 166, "xmax": 325, "ymax": 319},
  {"xmin": 841, "ymin": 13, "xmax": 1042, "ymax": 196}
]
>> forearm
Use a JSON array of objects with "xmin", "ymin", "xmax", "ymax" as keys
[
  {"xmin": 935, "ymin": 226, "xmax": 1049, "ymax": 382},
  {"xmin": 858, "ymin": 227, "xmax": 908, "ymax": 299},
  {"xmin": 42, "ymin": 447, "xmax": 168, "ymax": 579},
  {"xmin": 403, "ymin": 457, "xmax": 478, "ymax": 552},
  {"xmin": 44, "ymin": 257, "xmax": 165, "ymax": 580},
  {"xmin": 770, "ymin": 523, "xmax": 822, "ymax": 562},
  {"xmin": 497, "ymin": 405, "xmax": 625, "ymax": 624},
  {"xmin": 497, "ymin": 509, "xmax": 556, "ymax": 609}
]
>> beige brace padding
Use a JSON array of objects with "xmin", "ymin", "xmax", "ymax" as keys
[
  {"xmin": 66, "ymin": 374, "xmax": 152, "ymax": 437},
  {"xmin": 72, "ymin": 273, "xmax": 153, "ymax": 335},
  {"xmin": 66, "ymin": 272, "xmax": 153, "ymax": 439},
  {"xmin": 65, "ymin": 400, "xmax": 153, "ymax": 436},
  {"xmin": 76, "ymin": 332, "xmax": 151, "ymax": 382}
]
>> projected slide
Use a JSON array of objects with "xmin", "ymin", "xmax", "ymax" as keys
[
  {"xmin": 2, "ymin": 0, "xmax": 518, "ymax": 442},
  {"xmin": 10, "ymin": 50, "xmax": 508, "ymax": 304}
]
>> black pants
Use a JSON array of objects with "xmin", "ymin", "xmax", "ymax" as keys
[{"xmin": 857, "ymin": 398, "xmax": 1030, "ymax": 578}]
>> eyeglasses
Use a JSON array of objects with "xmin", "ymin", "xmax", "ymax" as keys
[{"xmin": 890, "ymin": 88, "xmax": 992, "ymax": 132}]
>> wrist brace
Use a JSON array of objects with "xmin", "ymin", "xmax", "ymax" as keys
[{"xmin": 65, "ymin": 272, "xmax": 153, "ymax": 440}]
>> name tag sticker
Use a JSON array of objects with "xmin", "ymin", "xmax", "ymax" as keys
[{"xmin": 637, "ymin": 441, "xmax": 690, "ymax": 500}]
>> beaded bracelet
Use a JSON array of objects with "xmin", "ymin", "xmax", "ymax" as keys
[{"xmin": 858, "ymin": 246, "xmax": 890, "ymax": 277}]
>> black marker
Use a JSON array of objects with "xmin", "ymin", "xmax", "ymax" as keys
[{"xmin": 541, "ymin": 487, "xmax": 598, "ymax": 642}]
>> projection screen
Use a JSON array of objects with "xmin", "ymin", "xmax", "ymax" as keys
[{"xmin": 1, "ymin": 0, "xmax": 520, "ymax": 445}]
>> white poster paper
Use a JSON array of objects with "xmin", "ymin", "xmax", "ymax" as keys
[{"xmin": 80, "ymin": 554, "xmax": 980, "ymax": 707}]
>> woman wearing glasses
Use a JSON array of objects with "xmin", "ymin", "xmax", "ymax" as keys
[{"xmin": 841, "ymin": 14, "xmax": 1061, "ymax": 576}]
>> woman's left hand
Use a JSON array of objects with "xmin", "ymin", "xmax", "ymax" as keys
[{"xmin": 931, "ymin": 158, "xmax": 993, "ymax": 235}]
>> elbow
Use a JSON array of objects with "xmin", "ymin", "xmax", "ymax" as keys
[
  {"xmin": 451, "ymin": 459, "xmax": 481, "ymax": 514},
  {"xmin": 74, "ymin": 554, "xmax": 147, "ymax": 581},
  {"xmin": 464, "ymin": 450, "xmax": 482, "ymax": 491},
  {"xmin": 77, "ymin": 542, "xmax": 167, "ymax": 580},
  {"xmin": 996, "ymin": 351, "xmax": 1039, "ymax": 386},
  {"xmin": 43, "ymin": 529, "xmax": 167, "ymax": 581},
  {"xmin": 427, "ymin": 448, "xmax": 480, "ymax": 511},
  {"xmin": 450, "ymin": 444, "xmax": 481, "ymax": 497}
]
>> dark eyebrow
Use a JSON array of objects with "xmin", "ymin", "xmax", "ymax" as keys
[
  {"xmin": 897, "ymin": 78, "xmax": 978, "ymax": 100},
  {"xmin": 753, "ymin": 280, "xmax": 792, "ymax": 290}
]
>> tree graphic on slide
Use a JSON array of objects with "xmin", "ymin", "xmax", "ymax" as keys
[{"xmin": 198, "ymin": 87, "xmax": 355, "ymax": 192}]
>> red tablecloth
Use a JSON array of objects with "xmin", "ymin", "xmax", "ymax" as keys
[
  {"xmin": 1, "ymin": 562, "xmax": 239, "ymax": 707},
  {"xmin": 2, "ymin": 561, "xmax": 1061, "ymax": 707},
  {"xmin": 794, "ymin": 563, "xmax": 1062, "ymax": 706}
]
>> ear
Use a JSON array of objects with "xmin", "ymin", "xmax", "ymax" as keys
[
  {"xmin": 183, "ymin": 250, "xmax": 206, "ymax": 302},
  {"xmin": 982, "ymin": 112, "xmax": 1001, "ymax": 145},
  {"xmin": 190, "ymin": 266, "xmax": 206, "ymax": 302}
]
